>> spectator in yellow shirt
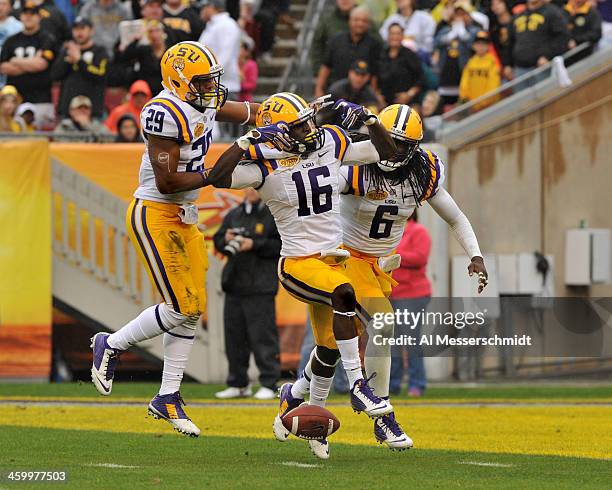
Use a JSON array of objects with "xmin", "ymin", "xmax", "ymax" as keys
[
  {"xmin": 0, "ymin": 84, "xmax": 22, "ymax": 133},
  {"xmin": 459, "ymin": 30, "xmax": 501, "ymax": 111}
]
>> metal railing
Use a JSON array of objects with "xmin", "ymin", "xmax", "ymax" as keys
[
  {"xmin": 51, "ymin": 158, "xmax": 229, "ymax": 382},
  {"xmin": 278, "ymin": 0, "xmax": 328, "ymax": 97},
  {"xmin": 437, "ymin": 44, "xmax": 612, "ymax": 149},
  {"xmin": 440, "ymin": 42, "xmax": 593, "ymax": 124},
  {"xmin": 52, "ymin": 159, "xmax": 157, "ymax": 308}
]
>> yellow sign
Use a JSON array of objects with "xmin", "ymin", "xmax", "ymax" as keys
[{"xmin": 0, "ymin": 140, "xmax": 51, "ymax": 379}]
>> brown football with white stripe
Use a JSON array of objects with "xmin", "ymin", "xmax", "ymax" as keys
[{"xmin": 281, "ymin": 404, "xmax": 340, "ymax": 440}]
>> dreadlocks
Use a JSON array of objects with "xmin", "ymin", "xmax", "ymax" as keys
[{"xmin": 363, "ymin": 149, "xmax": 435, "ymax": 206}]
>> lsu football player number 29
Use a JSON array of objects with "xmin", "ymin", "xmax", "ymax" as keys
[{"xmin": 90, "ymin": 41, "xmax": 263, "ymax": 437}]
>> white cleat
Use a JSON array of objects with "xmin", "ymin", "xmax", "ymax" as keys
[
  {"xmin": 272, "ymin": 383, "xmax": 304, "ymax": 442},
  {"xmin": 90, "ymin": 332, "xmax": 122, "ymax": 396},
  {"xmin": 273, "ymin": 414, "xmax": 289, "ymax": 442},
  {"xmin": 374, "ymin": 412, "xmax": 413, "ymax": 451},
  {"xmin": 309, "ymin": 439, "xmax": 330, "ymax": 459},
  {"xmin": 215, "ymin": 385, "xmax": 253, "ymax": 399}
]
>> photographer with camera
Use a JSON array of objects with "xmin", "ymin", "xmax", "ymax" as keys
[{"xmin": 213, "ymin": 188, "xmax": 282, "ymax": 400}]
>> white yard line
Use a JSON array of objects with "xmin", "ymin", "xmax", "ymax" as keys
[
  {"xmin": 459, "ymin": 461, "xmax": 514, "ymax": 468},
  {"xmin": 277, "ymin": 461, "xmax": 321, "ymax": 469},
  {"xmin": 85, "ymin": 463, "xmax": 139, "ymax": 469}
]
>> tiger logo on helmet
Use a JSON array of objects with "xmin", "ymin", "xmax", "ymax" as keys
[
  {"xmin": 255, "ymin": 92, "xmax": 324, "ymax": 154},
  {"xmin": 160, "ymin": 41, "xmax": 228, "ymax": 110},
  {"xmin": 377, "ymin": 104, "xmax": 423, "ymax": 172}
]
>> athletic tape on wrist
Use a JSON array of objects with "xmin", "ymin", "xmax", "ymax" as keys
[{"xmin": 333, "ymin": 310, "xmax": 356, "ymax": 317}]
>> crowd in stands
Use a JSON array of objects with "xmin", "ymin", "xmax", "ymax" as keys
[
  {"xmin": 312, "ymin": 0, "xmax": 606, "ymax": 138},
  {"xmin": 0, "ymin": 0, "xmax": 608, "ymax": 138},
  {"xmin": 0, "ymin": 0, "xmax": 295, "ymax": 137}
]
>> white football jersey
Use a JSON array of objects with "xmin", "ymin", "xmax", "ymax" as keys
[
  {"xmin": 134, "ymin": 89, "xmax": 216, "ymax": 204},
  {"xmin": 339, "ymin": 148, "xmax": 445, "ymax": 256},
  {"xmin": 231, "ymin": 124, "xmax": 371, "ymax": 257}
]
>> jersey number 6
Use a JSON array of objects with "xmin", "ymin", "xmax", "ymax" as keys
[{"xmin": 369, "ymin": 205, "xmax": 399, "ymax": 239}]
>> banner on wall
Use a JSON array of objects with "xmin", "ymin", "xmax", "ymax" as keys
[{"xmin": 0, "ymin": 140, "xmax": 52, "ymax": 379}]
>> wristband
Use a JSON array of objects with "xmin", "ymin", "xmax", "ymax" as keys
[
  {"xmin": 364, "ymin": 113, "xmax": 378, "ymax": 126},
  {"xmin": 241, "ymin": 101, "xmax": 251, "ymax": 125},
  {"xmin": 237, "ymin": 135, "xmax": 251, "ymax": 151}
]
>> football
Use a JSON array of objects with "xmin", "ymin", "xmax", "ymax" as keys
[{"xmin": 281, "ymin": 404, "xmax": 340, "ymax": 440}]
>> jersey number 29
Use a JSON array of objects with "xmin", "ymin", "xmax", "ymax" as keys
[{"xmin": 144, "ymin": 109, "xmax": 165, "ymax": 133}]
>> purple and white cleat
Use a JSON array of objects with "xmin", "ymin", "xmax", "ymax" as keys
[
  {"xmin": 374, "ymin": 411, "xmax": 413, "ymax": 451},
  {"xmin": 147, "ymin": 391, "xmax": 200, "ymax": 437},
  {"xmin": 350, "ymin": 377, "xmax": 393, "ymax": 418},
  {"xmin": 273, "ymin": 382, "xmax": 304, "ymax": 441},
  {"xmin": 90, "ymin": 332, "xmax": 122, "ymax": 396}
]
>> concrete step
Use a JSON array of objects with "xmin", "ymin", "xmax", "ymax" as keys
[
  {"xmin": 276, "ymin": 21, "xmax": 302, "ymax": 39},
  {"xmin": 257, "ymin": 57, "xmax": 291, "ymax": 77},
  {"xmin": 254, "ymin": 76, "xmax": 282, "ymax": 96},
  {"xmin": 253, "ymin": 0, "xmax": 310, "ymax": 99},
  {"xmin": 288, "ymin": 3, "xmax": 308, "ymax": 21},
  {"xmin": 272, "ymin": 38, "xmax": 297, "ymax": 58}
]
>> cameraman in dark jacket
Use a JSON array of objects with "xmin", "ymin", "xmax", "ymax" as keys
[{"xmin": 213, "ymin": 188, "xmax": 282, "ymax": 400}]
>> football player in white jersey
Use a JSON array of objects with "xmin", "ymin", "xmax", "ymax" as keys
[
  {"xmin": 303, "ymin": 104, "xmax": 488, "ymax": 456},
  {"xmin": 209, "ymin": 92, "xmax": 398, "ymax": 457},
  {"xmin": 90, "ymin": 41, "xmax": 271, "ymax": 437}
]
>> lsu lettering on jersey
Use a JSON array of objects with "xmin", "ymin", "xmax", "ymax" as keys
[
  {"xmin": 134, "ymin": 89, "xmax": 215, "ymax": 204},
  {"xmin": 340, "ymin": 148, "xmax": 445, "ymax": 257},
  {"xmin": 231, "ymin": 125, "xmax": 353, "ymax": 257}
]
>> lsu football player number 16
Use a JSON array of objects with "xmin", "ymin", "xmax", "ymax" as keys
[
  {"xmin": 90, "ymin": 41, "xmax": 263, "ymax": 437},
  {"xmin": 209, "ymin": 92, "xmax": 400, "ymax": 459}
]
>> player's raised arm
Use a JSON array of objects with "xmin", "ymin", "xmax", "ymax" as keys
[
  {"xmin": 148, "ymin": 135, "xmax": 209, "ymax": 194},
  {"xmin": 332, "ymin": 100, "xmax": 397, "ymax": 163},
  {"xmin": 207, "ymin": 123, "xmax": 294, "ymax": 189},
  {"xmin": 216, "ymin": 100, "xmax": 260, "ymax": 125},
  {"xmin": 427, "ymin": 187, "xmax": 488, "ymax": 293}
]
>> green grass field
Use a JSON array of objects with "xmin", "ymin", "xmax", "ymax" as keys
[
  {"xmin": 2, "ymin": 381, "xmax": 611, "ymax": 400},
  {"xmin": 1, "ymin": 383, "xmax": 611, "ymax": 489}
]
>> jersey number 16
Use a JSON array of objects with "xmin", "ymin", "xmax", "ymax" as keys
[{"xmin": 291, "ymin": 167, "xmax": 333, "ymax": 217}]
